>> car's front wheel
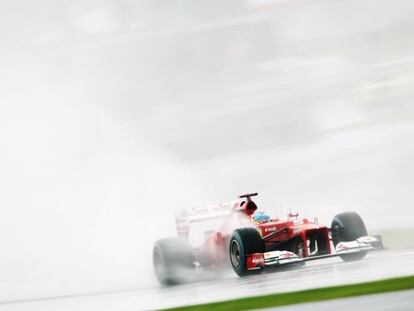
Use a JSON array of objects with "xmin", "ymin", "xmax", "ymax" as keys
[
  {"xmin": 229, "ymin": 228, "xmax": 265, "ymax": 276},
  {"xmin": 331, "ymin": 211, "xmax": 368, "ymax": 262}
]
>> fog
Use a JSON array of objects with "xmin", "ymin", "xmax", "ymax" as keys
[
  {"xmin": 0, "ymin": 98, "xmax": 212, "ymax": 300},
  {"xmin": 1, "ymin": 0, "xmax": 414, "ymax": 302}
]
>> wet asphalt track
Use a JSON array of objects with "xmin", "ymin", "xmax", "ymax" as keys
[
  {"xmin": 1, "ymin": 249, "xmax": 414, "ymax": 311},
  {"xmin": 264, "ymin": 289, "xmax": 414, "ymax": 311}
]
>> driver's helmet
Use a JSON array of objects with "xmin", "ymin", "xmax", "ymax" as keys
[{"xmin": 252, "ymin": 210, "xmax": 271, "ymax": 223}]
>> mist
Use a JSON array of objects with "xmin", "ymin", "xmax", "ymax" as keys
[
  {"xmin": 1, "ymin": 0, "xmax": 414, "ymax": 303},
  {"xmin": 0, "ymin": 96, "xmax": 212, "ymax": 300}
]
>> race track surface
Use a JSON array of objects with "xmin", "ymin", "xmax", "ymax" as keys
[{"xmin": 1, "ymin": 249, "xmax": 414, "ymax": 311}]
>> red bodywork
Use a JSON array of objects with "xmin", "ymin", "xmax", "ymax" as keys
[{"xmin": 177, "ymin": 194, "xmax": 332, "ymax": 271}]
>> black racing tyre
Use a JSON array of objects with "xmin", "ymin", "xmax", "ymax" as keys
[
  {"xmin": 331, "ymin": 211, "xmax": 368, "ymax": 262},
  {"xmin": 229, "ymin": 228, "xmax": 265, "ymax": 276},
  {"xmin": 153, "ymin": 238, "xmax": 194, "ymax": 286}
]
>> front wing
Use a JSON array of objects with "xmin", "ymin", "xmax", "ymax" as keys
[{"xmin": 246, "ymin": 235, "xmax": 384, "ymax": 271}]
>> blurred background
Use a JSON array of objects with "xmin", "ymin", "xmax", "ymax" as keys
[{"xmin": 1, "ymin": 0, "xmax": 414, "ymax": 302}]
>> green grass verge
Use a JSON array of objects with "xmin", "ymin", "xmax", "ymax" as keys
[{"xmin": 162, "ymin": 275, "xmax": 414, "ymax": 311}]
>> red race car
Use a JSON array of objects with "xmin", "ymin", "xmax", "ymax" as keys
[{"xmin": 153, "ymin": 193, "xmax": 383, "ymax": 285}]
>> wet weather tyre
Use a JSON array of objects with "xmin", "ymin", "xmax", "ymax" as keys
[
  {"xmin": 229, "ymin": 228, "xmax": 265, "ymax": 276},
  {"xmin": 331, "ymin": 211, "xmax": 368, "ymax": 262},
  {"xmin": 153, "ymin": 238, "xmax": 194, "ymax": 286}
]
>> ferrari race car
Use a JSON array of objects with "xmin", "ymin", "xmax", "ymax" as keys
[{"xmin": 153, "ymin": 193, "xmax": 383, "ymax": 285}]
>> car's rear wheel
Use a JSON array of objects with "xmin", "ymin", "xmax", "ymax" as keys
[
  {"xmin": 229, "ymin": 228, "xmax": 265, "ymax": 276},
  {"xmin": 331, "ymin": 211, "xmax": 368, "ymax": 262},
  {"xmin": 153, "ymin": 238, "xmax": 194, "ymax": 285}
]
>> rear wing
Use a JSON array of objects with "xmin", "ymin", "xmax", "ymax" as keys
[
  {"xmin": 175, "ymin": 193, "xmax": 260, "ymax": 239},
  {"xmin": 175, "ymin": 201, "xmax": 240, "ymax": 238}
]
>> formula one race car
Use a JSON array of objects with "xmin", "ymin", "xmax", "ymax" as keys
[{"xmin": 153, "ymin": 193, "xmax": 383, "ymax": 285}]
